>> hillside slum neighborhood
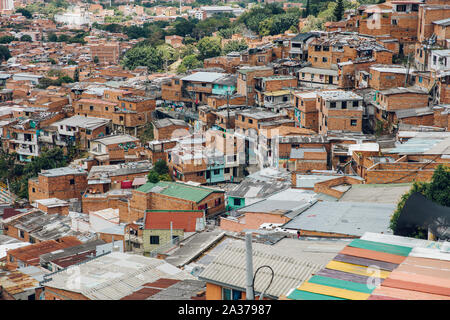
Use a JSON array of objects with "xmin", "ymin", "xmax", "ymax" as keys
[{"xmin": 0, "ymin": 0, "xmax": 449, "ymax": 301}]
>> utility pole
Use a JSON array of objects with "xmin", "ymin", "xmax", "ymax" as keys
[
  {"xmin": 226, "ymin": 90, "xmax": 230, "ymax": 131},
  {"xmin": 404, "ymin": 53, "xmax": 411, "ymax": 87},
  {"xmin": 245, "ymin": 232, "xmax": 254, "ymax": 300},
  {"xmin": 6, "ymin": 178, "xmax": 11, "ymax": 205}
]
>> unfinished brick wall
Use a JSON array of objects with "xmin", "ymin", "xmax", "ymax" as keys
[
  {"xmin": 44, "ymin": 287, "xmax": 89, "ymax": 300},
  {"xmin": 28, "ymin": 173, "xmax": 88, "ymax": 203},
  {"xmin": 314, "ymin": 176, "xmax": 363, "ymax": 199},
  {"xmin": 365, "ymin": 162, "xmax": 448, "ymax": 184}
]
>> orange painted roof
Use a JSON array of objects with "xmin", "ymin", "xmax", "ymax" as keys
[
  {"xmin": 371, "ymin": 286, "xmax": 450, "ymax": 300},
  {"xmin": 339, "ymin": 246, "xmax": 407, "ymax": 265}
]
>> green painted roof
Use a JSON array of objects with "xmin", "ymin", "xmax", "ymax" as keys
[
  {"xmin": 349, "ymin": 239, "xmax": 412, "ymax": 257},
  {"xmin": 287, "ymin": 289, "xmax": 346, "ymax": 300},
  {"xmin": 308, "ymin": 275, "xmax": 374, "ymax": 294},
  {"xmin": 137, "ymin": 181, "xmax": 223, "ymax": 203}
]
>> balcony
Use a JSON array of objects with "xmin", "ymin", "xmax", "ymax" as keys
[
  {"xmin": 16, "ymin": 148, "xmax": 38, "ymax": 156},
  {"xmin": 125, "ymin": 234, "xmax": 143, "ymax": 244},
  {"xmin": 186, "ymin": 85, "xmax": 212, "ymax": 93}
]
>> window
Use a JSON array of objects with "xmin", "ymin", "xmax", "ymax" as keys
[
  {"xmin": 150, "ymin": 236, "xmax": 160, "ymax": 245},
  {"xmin": 330, "ymin": 102, "xmax": 336, "ymax": 108},
  {"xmin": 222, "ymin": 288, "xmax": 242, "ymax": 300},
  {"xmin": 248, "ymin": 119, "xmax": 253, "ymax": 124},
  {"xmin": 351, "ymin": 119, "xmax": 357, "ymax": 126},
  {"xmin": 322, "ymin": 57, "xmax": 327, "ymax": 63},
  {"xmin": 392, "ymin": 19, "xmax": 398, "ymax": 25},
  {"xmin": 323, "ymin": 46, "xmax": 329, "ymax": 52},
  {"xmin": 224, "ymin": 167, "xmax": 230, "ymax": 174},
  {"xmin": 175, "ymin": 80, "xmax": 179, "ymax": 85},
  {"xmin": 213, "ymin": 169, "xmax": 220, "ymax": 175},
  {"xmin": 302, "ymin": 73, "xmax": 305, "ymax": 78},
  {"xmin": 353, "ymin": 101, "xmax": 359, "ymax": 107},
  {"xmin": 215, "ymin": 198, "xmax": 221, "ymax": 206},
  {"xmin": 342, "ymin": 101, "xmax": 347, "ymax": 109},
  {"xmin": 196, "ymin": 171, "xmax": 204, "ymax": 176},
  {"xmin": 396, "ymin": 5, "xmax": 406, "ymax": 12},
  {"xmin": 29, "ymin": 236, "xmax": 35, "ymax": 244},
  {"xmin": 314, "ymin": 57, "xmax": 318, "ymax": 62},
  {"xmin": 89, "ymin": 106, "xmax": 94, "ymax": 111},
  {"xmin": 411, "ymin": 4, "xmax": 418, "ymax": 11},
  {"xmin": 70, "ymin": 179, "xmax": 75, "ymax": 185},
  {"xmin": 202, "ymin": 83, "xmax": 206, "ymax": 87},
  {"xmin": 105, "ymin": 107, "xmax": 108, "ymax": 111},
  {"xmin": 241, "ymin": 116, "xmax": 245, "ymax": 121},
  {"xmin": 19, "ymin": 230, "xmax": 25, "ymax": 238}
]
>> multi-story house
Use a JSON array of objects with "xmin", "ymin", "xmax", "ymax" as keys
[
  {"xmin": 317, "ymin": 90, "xmax": 364, "ymax": 135},
  {"xmin": 236, "ymin": 66, "xmax": 274, "ymax": 107},
  {"xmin": 289, "ymin": 32, "xmax": 321, "ymax": 61}
]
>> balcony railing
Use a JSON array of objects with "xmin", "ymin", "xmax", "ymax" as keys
[{"xmin": 148, "ymin": 235, "xmax": 184, "ymax": 258}]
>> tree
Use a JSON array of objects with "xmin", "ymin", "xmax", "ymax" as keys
[
  {"xmin": 0, "ymin": 45, "xmax": 11, "ymax": 62},
  {"xmin": 223, "ymin": 40, "xmax": 248, "ymax": 55},
  {"xmin": 154, "ymin": 159, "xmax": 169, "ymax": 176},
  {"xmin": 16, "ymin": 8, "xmax": 32, "ymax": 19},
  {"xmin": 73, "ymin": 68, "xmax": 79, "ymax": 82},
  {"xmin": 333, "ymin": 0, "xmax": 345, "ymax": 22},
  {"xmin": 177, "ymin": 54, "xmax": 203, "ymax": 73},
  {"xmin": 147, "ymin": 170, "xmax": 160, "ymax": 183},
  {"xmin": 156, "ymin": 44, "xmax": 178, "ymax": 72},
  {"xmin": 173, "ymin": 19, "xmax": 196, "ymax": 37},
  {"xmin": 58, "ymin": 34, "xmax": 70, "ymax": 42},
  {"xmin": 0, "ymin": 35, "xmax": 17, "ymax": 44},
  {"xmin": 121, "ymin": 45, "xmax": 163, "ymax": 71},
  {"xmin": 303, "ymin": 0, "xmax": 310, "ymax": 18},
  {"xmin": 180, "ymin": 44, "xmax": 197, "ymax": 59},
  {"xmin": 47, "ymin": 33, "xmax": 58, "ymax": 42},
  {"xmin": 20, "ymin": 35, "xmax": 32, "ymax": 42},
  {"xmin": 390, "ymin": 165, "xmax": 450, "ymax": 238},
  {"xmin": 197, "ymin": 37, "xmax": 222, "ymax": 60}
]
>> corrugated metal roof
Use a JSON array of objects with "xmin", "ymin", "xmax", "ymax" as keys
[
  {"xmin": 181, "ymin": 72, "xmax": 225, "ymax": 83},
  {"xmin": 198, "ymin": 241, "xmax": 323, "ymax": 298},
  {"xmin": 137, "ymin": 181, "xmax": 223, "ymax": 203},
  {"xmin": 283, "ymin": 201, "xmax": 395, "ymax": 236},
  {"xmin": 43, "ymin": 252, "xmax": 194, "ymax": 300}
]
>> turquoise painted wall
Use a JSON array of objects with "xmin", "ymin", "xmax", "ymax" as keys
[{"xmin": 212, "ymin": 84, "xmax": 236, "ymax": 95}]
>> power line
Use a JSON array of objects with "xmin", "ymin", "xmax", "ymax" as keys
[{"xmin": 251, "ymin": 265, "xmax": 274, "ymax": 300}]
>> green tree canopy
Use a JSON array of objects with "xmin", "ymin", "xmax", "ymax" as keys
[
  {"xmin": 121, "ymin": 45, "xmax": 163, "ymax": 71},
  {"xmin": 197, "ymin": 36, "xmax": 222, "ymax": 60},
  {"xmin": 177, "ymin": 54, "xmax": 203, "ymax": 73},
  {"xmin": 20, "ymin": 34, "xmax": 32, "ymax": 42},
  {"xmin": 390, "ymin": 165, "xmax": 450, "ymax": 238},
  {"xmin": 0, "ymin": 35, "xmax": 17, "ymax": 44},
  {"xmin": 147, "ymin": 170, "xmax": 160, "ymax": 183},
  {"xmin": 0, "ymin": 45, "xmax": 11, "ymax": 62},
  {"xmin": 333, "ymin": 0, "xmax": 345, "ymax": 22},
  {"xmin": 47, "ymin": 33, "xmax": 58, "ymax": 42},
  {"xmin": 154, "ymin": 159, "xmax": 169, "ymax": 175},
  {"xmin": 223, "ymin": 40, "xmax": 248, "ymax": 55},
  {"xmin": 16, "ymin": 8, "xmax": 32, "ymax": 19}
]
